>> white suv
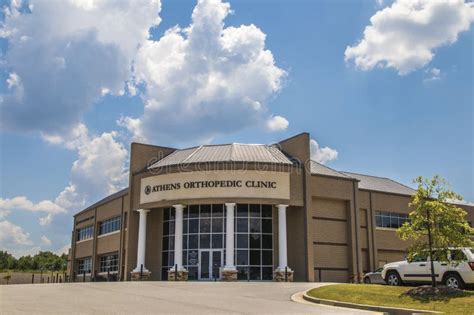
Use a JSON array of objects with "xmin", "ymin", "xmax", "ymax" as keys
[{"xmin": 381, "ymin": 248, "xmax": 474, "ymax": 289}]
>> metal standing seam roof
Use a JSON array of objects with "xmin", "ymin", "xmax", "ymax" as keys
[
  {"xmin": 310, "ymin": 160, "xmax": 354, "ymax": 179},
  {"xmin": 341, "ymin": 171, "xmax": 416, "ymax": 196},
  {"xmin": 148, "ymin": 143, "xmax": 293, "ymax": 169}
]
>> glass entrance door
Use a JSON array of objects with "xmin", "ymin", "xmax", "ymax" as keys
[{"xmin": 199, "ymin": 250, "xmax": 222, "ymax": 280}]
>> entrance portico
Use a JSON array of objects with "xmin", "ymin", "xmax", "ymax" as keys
[{"xmin": 132, "ymin": 202, "xmax": 291, "ymax": 281}]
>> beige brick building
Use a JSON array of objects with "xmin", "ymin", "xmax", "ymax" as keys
[{"xmin": 69, "ymin": 133, "xmax": 473, "ymax": 282}]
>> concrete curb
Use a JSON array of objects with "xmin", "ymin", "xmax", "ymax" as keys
[{"xmin": 302, "ymin": 292, "xmax": 442, "ymax": 315}]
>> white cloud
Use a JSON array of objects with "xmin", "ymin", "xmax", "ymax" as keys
[
  {"xmin": 0, "ymin": 220, "xmax": 33, "ymax": 246},
  {"xmin": 40, "ymin": 235, "xmax": 52, "ymax": 246},
  {"xmin": 345, "ymin": 0, "xmax": 474, "ymax": 75},
  {"xmin": 310, "ymin": 139, "xmax": 338, "ymax": 164},
  {"xmin": 56, "ymin": 244, "xmax": 70, "ymax": 255},
  {"xmin": 266, "ymin": 115, "xmax": 289, "ymax": 131},
  {"xmin": 3, "ymin": 125, "xmax": 128, "ymax": 227},
  {"xmin": 0, "ymin": 196, "xmax": 66, "ymax": 214},
  {"xmin": 0, "ymin": 209, "xmax": 10, "ymax": 220},
  {"xmin": 122, "ymin": 0, "xmax": 286, "ymax": 144},
  {"xmin": 423, "ymin": 67, "xmax": 442, "ymax": 82},
  {"xmin": 45, "ymin": 125, "xmax": 129, "ymax": 213},
  {"xmin": 39, "ymin": 213, "xmax": 53, "ymax": 226},
  {"xmin": 0, "ymin": 0, "xmax": 162, "ymax": 134}
]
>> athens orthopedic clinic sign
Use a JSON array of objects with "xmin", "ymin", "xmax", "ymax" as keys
[{"xmin": 140, "ymin": 171, "xmax": 290, "ymax": 204}]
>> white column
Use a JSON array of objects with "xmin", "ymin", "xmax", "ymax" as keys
[
  {"xmin": 172, "ymin": 204, "xmax": 186, "ymax": 271},
  {"xmin": 224, "ymin": 203, "xmax": 236, "ymax": 270},
  {"xmin": 133, "ymin": 209, "xmax": 150, "ymax": 272},
  {"xmin": 277, "ymin": 204, "xmax": 291, "ymax": 271}
]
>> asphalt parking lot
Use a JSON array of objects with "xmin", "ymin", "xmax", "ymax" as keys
[{"xmin": 0, "ymin": 281, "xmax": 377, "ymax": 314}]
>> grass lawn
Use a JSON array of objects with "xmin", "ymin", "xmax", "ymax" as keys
[{"xmin": 307, "ymin": 284, "xmax": 474, "ymax": 315}]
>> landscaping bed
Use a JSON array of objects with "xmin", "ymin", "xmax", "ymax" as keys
[{"xmin": 307, "ymin": 284, "xmax": 474, "ymax": 315}]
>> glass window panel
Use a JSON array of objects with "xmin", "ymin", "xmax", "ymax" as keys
[
  {"xmin": 200, "ymin": 218, "xmax": 211, "ymax": 233},
  {"xmin": 262, "ymin": 250, "xmax": 272, "ymax": 266},
  {"xmin": 169, "ymin": 221, "xmax": 175, "ymax": 235},
  {"xmin": 188, "ymin": 235, "xmax": 198, "ymax": 249},
  {"xmin": 189, "ymin": 219, "xmax": 199, "ymax": 234},
  {"xmin": 200, "ymin": 205, "xmax": 211, "ymax": 217},
  {"xmin": 236, "ymin": 234, "xmax": 248, "ymax": 249},
  {"xmin": 250, "ymin": 250, "xmax": 260, "ymax": 265},
  {"xmin": 188, "ymin": 250, "xmax": 199, "ymax": 266},
  {"xmin": 162, "ymin": 236, "xmax": 169, "ymax": 251},
  {"xmin": 236, "ymin": 250, "xmax": 249, "ymax": 265},
  {"xmin": 212, "ymin": 218, "xmax": 223, "ymax": 233},
  {"xmin": 169, "ymin": 208, "xmax": 175, "ymax": 220},
  {"xmin": 262, "ymin": 267, "xmax": 273, "ymax": 280},
  {"xmin": 249, "ymin": 218, "xmax": 261, "ymax": 233},
  {"xmin": 262, "ymin": 219, "xmax": 272, "ymax": 234},
  {"xmin": 390, "ymin": 216, "xmax": 399, "ymax": 228},
  {"xmin": 183, "ymin": 207, "xmax": 189, "ymax": 219},
  {"xmin": 375, "ymin": 215, "xmax": 382, "ymax": 227},
  {"xmin": 183, "ymin": 236, "xmax": 187, "ymax": 249},
  {"xmin": 249, "ymin": 234, "xmax": 260, "ymax": 249},
  {"xmin": 237, "ymin": 204, "xmax": 248, "ymax": 217},
  {"xmin": 162, "ymin": 251, "xmax": 169, "ymax": 267},
  {"xmin": 183, "ymin": 220, "xmax": 188, "ymax": 234},
  {"xmin": 182, "ymin": 251, "xmax": 188, "ymax": 265},
  {"xmin": 200, "ymin": 234, "xmax": 210, "ymax": 249},
  {"xmin": 261, "ymin": 205, "xmax": 272, "ymax": 218},
  {"xmin": 249, "ymin": 204, "xmax": 260, "ymax": 217},
  {"xmin": 249, "ymin": 267, "xmax": 261, "ymax": 280},
  {"xmin": 236, "ymin": 218, "xmax": 248, "ymax": 233},
  {"xmin": 169, "ymin": 236, "xmax": 175, "ymax": 250},
  {"xmin": 212, "ymin": 204, "xmax": 223, "ymax": 217},
  {"xmin": 168, "ymin": 251, "xmax": 174, "ymax": 266},
  {"xmin": 189, "ymin": 205, "xmax": 199, "ymax": 218},
  {"xmin": 212, "ymin": 234, "xmax": 223, "ymax": 249},
  {"xmin": 164, "ymin": 208, "xmax": 170, "ymax": 221},
  {"xmin": 262, "ymin": 235, "xmax": 272, "ymax": 249},
  {"xmin": 188, "ymin": 267, "xmax": 198, "ymax": 280},
  {"xmin": 237, "ymin": 267, "xmax": 248, "ymax": 280}
]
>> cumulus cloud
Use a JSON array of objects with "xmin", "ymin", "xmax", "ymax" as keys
[
  {"xmin": 0, "ymin": 209, "xmax": 11, "ymax": 220},
  {"xmin": 40, "ymin": 235, "xmax": 52, "ymax": 247},
  {"xmin": 345, "ymin": 0, "xmax": 474, "ymax": 75},
  {"xmin": 0, "ymin": 0, "xmax": 162, "ymax": 134},
  {"xmin": 310, "ymin": 139, "xmax": 338, "ymax": 164},
  {"xmin": 44, "ymin": 125, "xmax": 129, "ymax": 213},
  {"xmin": 121, "ymin": 0, "xmax": 286, "ymax": 144},
  {"xmin": 0, "ymin": 196, "xmax": 65, "ymax": 214},
  {"xmin": 3, "ymin": 125, "xmax": 128, "ymax": 226},
  {"xmin": 265, "ymin": 115, "xmax": 289, "ymax": 132},
  {"xmin": 0, "ymin": 220, "xmax": 33, "ymax": 246}
]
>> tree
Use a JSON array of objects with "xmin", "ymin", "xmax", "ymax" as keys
[
  {"xmin": 0, "ymin": 251, "xmax": 17, "ymax": 270},
  {"xmin": 397, "ymin": 175, "xmax": 474, "ymax": 287}
]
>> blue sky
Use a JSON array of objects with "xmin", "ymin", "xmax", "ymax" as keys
[{"xmin": 0, "ymin": 0, "xmax": 472, "ymax": 257}]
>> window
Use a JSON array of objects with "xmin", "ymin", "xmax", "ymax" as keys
[
  {"xmin": 99, "ymin": 216, "xmax": 121, "ymax": 235},
  {"xmin": 99, "ymin": 253, "xmax": 119, "ymax": 272},
  {"xmin": 234, "ymin": 204, "xmax": 273, "ymax": 281},
  {"xmin": 161, "ymin": 204, "xmax": 273, "ymax": 281},
  {"xmin": 77, "ymin": 225, "xmax": 94, "ymax": 241},
  {"xmin": 77, "ymin": 257, "xmax": 92, "ymax": 274},
  {"xmin": 375, "ymin": 211, "xmax": 409, "ymax": 229}
]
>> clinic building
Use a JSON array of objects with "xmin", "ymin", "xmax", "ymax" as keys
[{"xmin": 69, "ymin": 133, "xmax": 474, "ymax": 282}]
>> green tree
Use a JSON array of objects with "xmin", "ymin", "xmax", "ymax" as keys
[
  {"xmin": 0, "ymin": 251, "xmax": 17, "ymax": 270},
  {"xmin": 397, "ymin": 175, "xmax": 474, "ymax": 287}
]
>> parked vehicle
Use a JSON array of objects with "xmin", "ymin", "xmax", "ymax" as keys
[
  {"xmin": 381, "ymin": 248, "xmax": 474, "ymax": 289},
  {"xmin": 363, "ymin": 267, "xmax": 385, "ymax": 284}
]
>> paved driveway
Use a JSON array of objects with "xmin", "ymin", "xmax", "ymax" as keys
[{"xmin": 0, "ymin": 282, "xmax": 377, "ymax": 314}]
